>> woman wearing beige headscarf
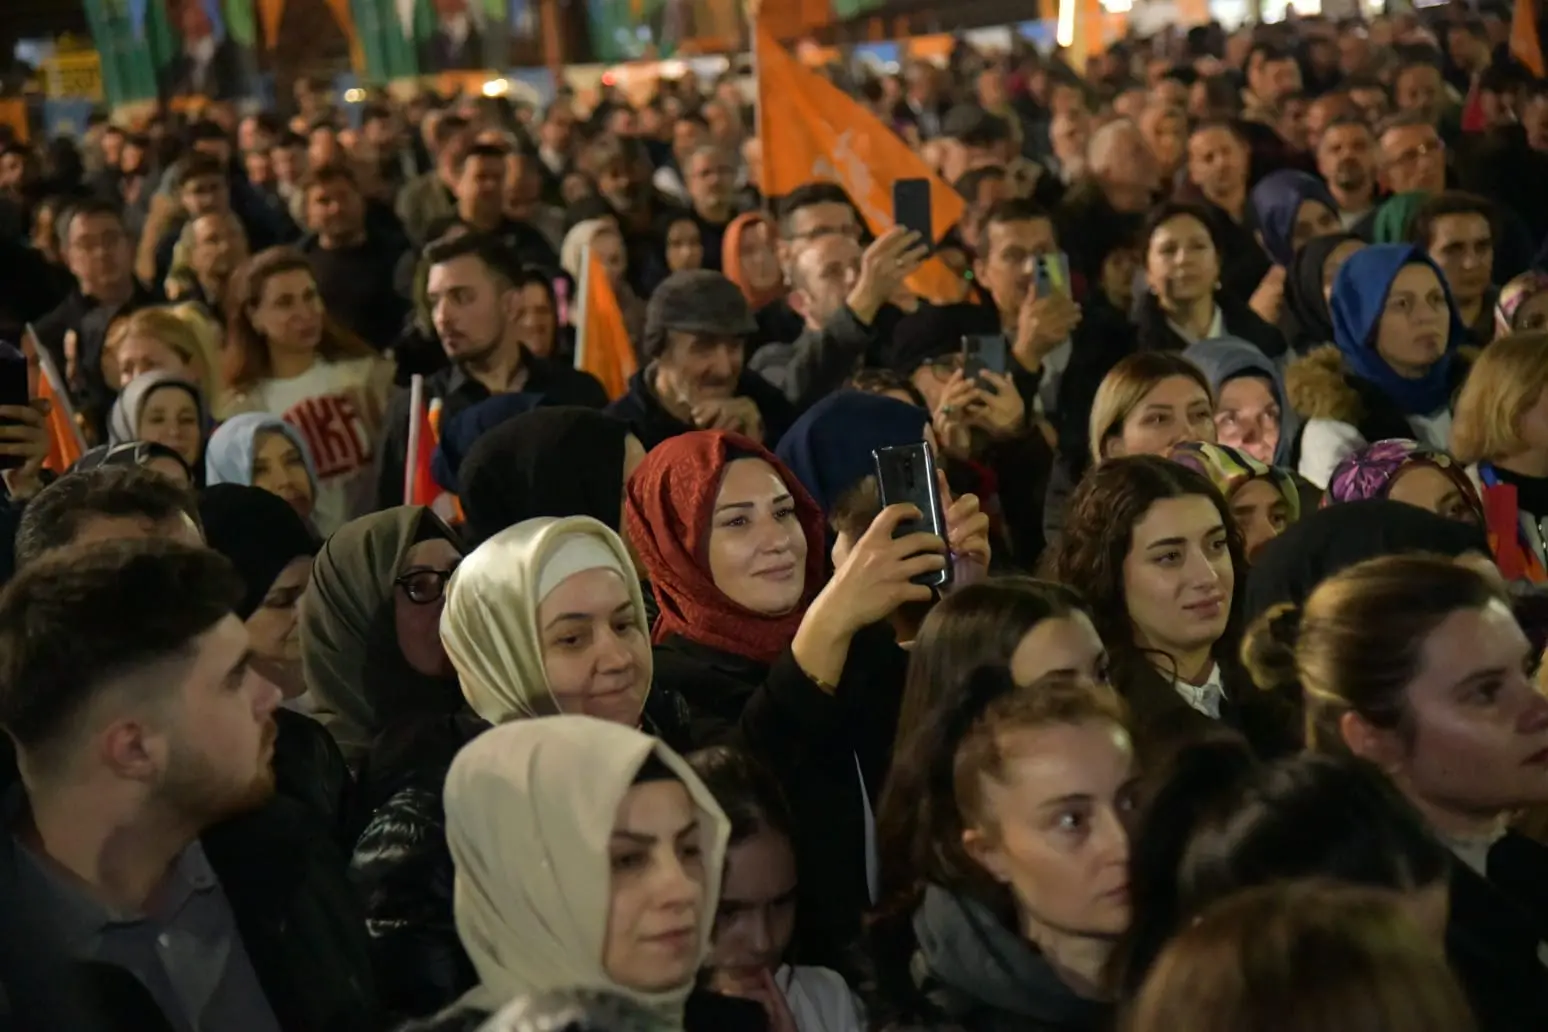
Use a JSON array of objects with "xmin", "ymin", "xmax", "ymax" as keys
[
  {"xmin": 398, "ymin": 715, "xmax": 730, "ymax": 1031},
  {"xmin": 353, "ymin": 516, "xmax": 695, "ymax": 1022},
  {"xmin": 440, "ymin": 515, "xmax": 672, "ymax": 733}
]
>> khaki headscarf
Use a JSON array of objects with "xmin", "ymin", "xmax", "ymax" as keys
[
  {"xmin": 440, "ymin": 516, "xmax": 650, "ymax": 726},
  {"xmin": 446, "ymin": 716, "xmax": 730, "ymax": 1020},
  {"xmin": 299, "ymin": 505, "xmax": 464, "ymax": 761}
]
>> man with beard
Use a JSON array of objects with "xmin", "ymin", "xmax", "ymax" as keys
[
  {"xmin": 1317, "ymin": 117, "xmax": 1379, "ymax": 229},
  {"xmin": 376, "ymin": 233, "xmax": 607, "ymax": 508},
  {"xmin": 0, "ymin": 538, "xmax": 378, "ymax": 1031}
]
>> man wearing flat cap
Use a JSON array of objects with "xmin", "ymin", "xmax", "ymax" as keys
[{"xmin": 605, "ymin": 270, "xmax": 796, "ymax": 450}]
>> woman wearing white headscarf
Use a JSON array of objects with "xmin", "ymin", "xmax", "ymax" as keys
[
  {"xmin": 354, "ymin": 517, "xmax": 694, "ymax": 1023},
  {"xmin": 399, "ymin": 715, "xmax": 731, "ymax": 1031}
]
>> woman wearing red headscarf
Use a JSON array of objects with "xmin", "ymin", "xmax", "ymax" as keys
[{"xmin": 625, "ymin": 429, "xmax": 955, "ymax": 979}]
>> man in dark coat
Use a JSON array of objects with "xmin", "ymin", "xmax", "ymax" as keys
[
  {"xmin": 0, "ymin": 537, "xmax": 378, "ymax": 1032},
  {"xmin": 607, "ymin": 270, "xmax": 796, "ymax": 451}
]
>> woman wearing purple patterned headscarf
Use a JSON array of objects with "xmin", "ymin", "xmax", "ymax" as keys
[
  {"xmin": 1494, "ymin": 271, "xmax": 1548, "ymax": 338},
  {"xmin": 1323, "ymin": 438, "xmax": 1483, "ymax": 525}
]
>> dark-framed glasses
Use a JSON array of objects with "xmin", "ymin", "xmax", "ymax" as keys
[{"xmin": 395, "ymin": 563, "xmax": 460, "ymax": 604}]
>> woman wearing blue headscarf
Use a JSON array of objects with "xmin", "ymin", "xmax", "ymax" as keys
[
  {"xmin": 205, "ymin": 411, "xmax": 321, "ymax": 526},
  {"xmin": 1285, "ymin": 243, "xmax": 1471, "ymax": 488},
  {"xmin": 1249, "ymin": 170, "xmax": 1342, "ymax": 268}
]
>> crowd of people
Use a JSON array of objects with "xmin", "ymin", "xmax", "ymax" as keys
[{"xmin": 3, "ymin": 5, "xmax": 1548, "ymax": 1032}]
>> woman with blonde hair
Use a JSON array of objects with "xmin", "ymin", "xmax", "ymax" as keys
[
  {"xmin": 1451, "ymin": 331, "xmax": 1548, "ymax": 583},
  {"xmin": 103, "ymin": 304, "xmax": 221, "ymax": 403},
  {"xmin": 1124, "ymin": 881, "xmax": 1476, "ymax": 1032},
  {"xmin": 222, "ymin": 246, "xmax": 391, "ymax": 535},
  {"xmin": 1088, "ymin": 352, "xmax": 1217, "ymax": 466}
]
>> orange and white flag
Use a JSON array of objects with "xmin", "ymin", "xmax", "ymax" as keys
[
  {"xmin": 574, "ymin": 247, "xmax": 638, "ymax": 402},
  {"xmin": 753, "ymin": 20, "xmax": 967, "ymax": 305}
]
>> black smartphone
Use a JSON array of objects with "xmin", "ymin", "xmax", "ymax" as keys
[
  {"xmin": 891, "ymin": 177, "xmax": 933, "ymax": 252},
  {"xmin": 0, "ymin": 343, "xmax": 29, "ymax": 472},
  {"xmin": 873, "ymin": 441, "xmax": 952, "ymax": 590},
  {"xmin": 962, "ymin": 334, "xmax": 1007, "ymax": 390}
]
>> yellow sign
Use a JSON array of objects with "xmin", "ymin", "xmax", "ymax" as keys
[{"xmin": 42, "ymin": 51, "xmax": 103, "ymax": 102}]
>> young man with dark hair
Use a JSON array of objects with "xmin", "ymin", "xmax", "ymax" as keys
[
  {"xmin": 0, "ymin": 539, "xmax": 377, "ymax": 1031},
  {"xmin": 375, "ymin": 233, "xmax": 607, "ymax": 507},
  {"xmin": 299, "ymin": 164, "xmax": 409, "ymax": 350},
  {"xmin": 453, "ymin": 142, "xmax": 557, "ymax": 270},
  {"xmin": 13, "ymin": 465, "xmax": 203, "ymax": 570}
]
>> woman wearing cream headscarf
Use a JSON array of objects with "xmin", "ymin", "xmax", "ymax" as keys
[
  {"xmin": 399, "ymin": 715, "xmax": 731, "ymax": 1031},
  {"xmin": 560, "ymin": 218, "xmax": 646, "ymax": 352},
  {"xmin": 353, "ymin": 516, "xmax": 695, "ymax": 1022},
  {"xmin": 440, "ymin": 515, "xmax": 672, "ymax": 732}
]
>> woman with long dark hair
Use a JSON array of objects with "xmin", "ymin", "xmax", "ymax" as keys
[{"xmin": 1041, "ymin": 456, "xmax": 1295, "ymax": 763}]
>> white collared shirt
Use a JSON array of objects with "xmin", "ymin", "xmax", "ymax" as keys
[
  {"xmin": 1166, "ymin": 304, "xmax": 1226, "ymax": 346},
  {"xmin": 1174, "ymin": 662, "xmax": 1227, "ymax": 719}
]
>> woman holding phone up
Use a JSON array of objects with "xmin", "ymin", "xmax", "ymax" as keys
[{"xmin": 626, "ymin": 429, "xmax": 956, "ymax": 977}]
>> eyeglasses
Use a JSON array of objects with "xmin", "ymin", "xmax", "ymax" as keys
[{"xmin": 395, "ymin": 563, "xmax": 460, "ymax": 604}]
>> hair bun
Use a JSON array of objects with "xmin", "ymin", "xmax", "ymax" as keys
[
  {"xmin": 1241, "ymin": 603, "xmax": 1303, "ymax": 694},
  {"xmin": 1267, "ymin": 603, "xmax": 1304, "ymax": 650}
]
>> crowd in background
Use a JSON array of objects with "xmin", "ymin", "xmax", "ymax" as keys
[{"xmin": 4, "ymin": 4, "xmax": 1548, "ymax": 1031}]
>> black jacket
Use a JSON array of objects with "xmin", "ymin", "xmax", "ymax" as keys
[
  {"xmin": 300, "ymin": 228, "xmax": 411, "ymax": 351},
  {"xmin": 1133, "ymin": 291, "xmax": 1288, "ymax": 361},
  {"xmin": 1446, "ymin": 832, "xmax": 1548, "ymax": 1032},
  {"xmin": 375, "ymin": 351, "xmax": 608, "ymax": 509},
  {"xmin": 605, "ymin": 368, "xmax": 797, "ymax": 452},
  {"xmin": 273, "ymin": 707, "xmax": 357, "ymax": 850},
  {"xmin": 352, "ymin": 697, "xmax": 695, "ymax": 1023},
  {"xmin": 653, "ymin": 623, "xmax": 908, "ymax": 977},
  {"xmin": 0, "ymin": 790, "xmax": 379, "ymax": 1032}
]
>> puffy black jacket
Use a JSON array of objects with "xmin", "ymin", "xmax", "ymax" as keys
[{"xmin": 353, "ymin": 694, "xmax": 696, "ymax": 1023}]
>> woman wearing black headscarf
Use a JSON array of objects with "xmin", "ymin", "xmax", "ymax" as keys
[
  {"xmin": 199, "ymin": 483, "xmax": 353, "ymax": 842},
  {"xmin": 1243, "ymin": 499, "xmax": 1491, "ymax": 624},
  {"xmin": 1278, "ymin": 232, "xmax": 1366, "ymax": 355},
  {"xmin": 457, "ymin": 408, "xmax": 646, "ymax": 547}
]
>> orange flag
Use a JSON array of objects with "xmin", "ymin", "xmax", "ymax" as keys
[
  {"xmin": 34, "ymin": 348, "xmax": 83, "ymax": 474},
  {"xmin": 754, "ymin": 20, "xmax": 967, "ymax": 305},
  {"xmin": 575, "ymin": 248, "xmax": 638, "ymax": 402},
  {"xmin": 1514, "ymin": 0, "xmax": 1546, "ymax": 76}
]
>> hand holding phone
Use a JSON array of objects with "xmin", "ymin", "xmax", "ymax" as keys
[
  {"xmin": 961, "ymin": 334, "xmax": 1008, "ymax": 390},
  {"xmin": 0, "ymin": 343, "xmax": 32, "ymax": 473},
  {"xmin": 873, "ymin": 442, "xmax": 953, "ymax": 590},
  {"xmin": 891, "ymin": 178, "xmax": 934, "ymax": 252}
]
